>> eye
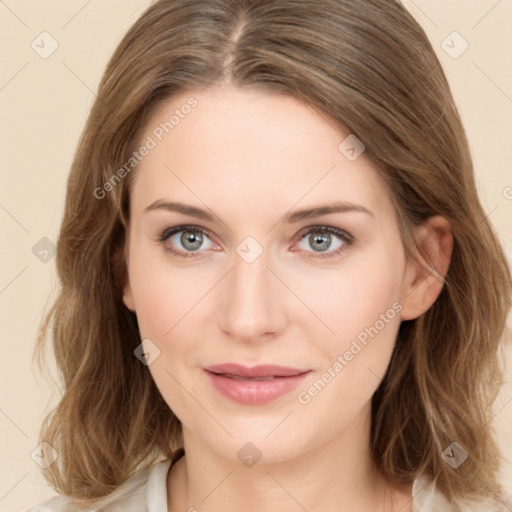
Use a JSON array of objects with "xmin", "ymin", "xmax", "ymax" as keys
[
  {"xmin": 157, "ymin": 224, "xmax": 354, "ymax": 260},
  {"xmin": 294, "ymin": 225, "xmax": 353, "ymax": 260},
  {"xmin": 158, "ymin": 226, "xmax": 216, "ymax": 258}
]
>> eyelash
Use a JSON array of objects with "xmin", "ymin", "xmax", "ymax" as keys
[{"xmin": 157, "ymin": 224, "xmax": 354, "ymax": 260}]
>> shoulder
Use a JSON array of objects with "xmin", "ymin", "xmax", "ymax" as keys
[
  {"xmin": 24, "ymin": 458, "xmax": 172, "ymax": 512},
  {"xmin": 412, "ymin": 474, "xmax": 512, "ymax": 512}
]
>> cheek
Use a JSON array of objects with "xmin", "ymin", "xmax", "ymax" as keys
[
  {"xmin": 295, "ymin": 241, "xmax": 405, "ymax": 401},
  {"xmin": 303, "ymin": 245, "xmax": 405, "ymax": 347},
  {"xmin": 129, "ymin": 270, "xmax": 175, "ymax": 340},
  {"xmin": 127, "ymin": 248, "xmax": 208, "ymax": 413},
  {"xmin": 127, "ymin": 239, "xmax": 208, "ymax": 340}
]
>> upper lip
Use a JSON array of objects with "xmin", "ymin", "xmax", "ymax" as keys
[{"xmin": 204, "ymin": 363, "xmax": 310, "ymax": 378}]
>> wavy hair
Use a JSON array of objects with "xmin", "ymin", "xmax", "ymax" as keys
[{"xmin": 34, "ymin": 0, "xmax": 512, "ymax": 508}]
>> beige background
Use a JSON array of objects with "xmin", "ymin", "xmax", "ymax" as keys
[{"xmin": 1, "ymin": 1, "xmax": 511, "ymax": 510}]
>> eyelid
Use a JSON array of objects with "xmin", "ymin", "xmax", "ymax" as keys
[
  {"xmin": 295, "ymin": 224, "xmax": 353, "ymax": 242},
  {"xmin": 158, "ymin": 224, "xmax": 214, "ymax": 243}
]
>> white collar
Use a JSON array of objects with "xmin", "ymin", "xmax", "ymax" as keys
[
  {"xmin": 146, "ymin": 458, "xmax": 173, "ymax": 511},
  {"xmin": 145, "ymin": 458, "xmax": 445, "ymax": 512}
]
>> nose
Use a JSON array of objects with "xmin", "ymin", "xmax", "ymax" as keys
[{"xmin": 217, "ymin": 245, "xmax": 286, "ymax": 344}]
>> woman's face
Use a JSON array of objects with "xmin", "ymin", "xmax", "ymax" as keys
[{"xmin": 122, "ymin": 86, "xmax": 416, "ymax": 463}]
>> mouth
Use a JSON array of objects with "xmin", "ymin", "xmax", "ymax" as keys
[
  {"xmin": 204, "ymin": 363, "xmax": 311, "ymax": 378},
  {"xmin": 203, "ymin": 364, "xmax": 312, "ymax": 405},
  {"xmin": 210, "ymin": 374, "xmax": 284, "ymax": 381}
]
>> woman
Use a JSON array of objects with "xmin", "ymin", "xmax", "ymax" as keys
[{"xmin": 29, "ymin": 0, "xmax": 512, "ymax": 511}]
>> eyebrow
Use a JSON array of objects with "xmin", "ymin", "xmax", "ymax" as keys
[{"xmin": 144, "ymin": 200, "xmax": 374, "ymax": 223}]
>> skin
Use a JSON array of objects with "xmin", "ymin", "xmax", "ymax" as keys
[{"xmin": 122, "ymin": 86, "xmax": 453, "ymax": 512}]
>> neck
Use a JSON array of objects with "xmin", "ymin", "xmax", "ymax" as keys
[{"xmin": 167, "ymin": 404, "xmax": 412, "ymax": 512}]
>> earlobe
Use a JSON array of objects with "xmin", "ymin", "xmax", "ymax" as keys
[{"xmin": 400, "ymin": 215, "xmax": 453, "ymax": 321}]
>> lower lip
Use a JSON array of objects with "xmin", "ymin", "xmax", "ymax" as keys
[{"xmin": 205, "ymin": 370, "xmax": 310, "ymax": 405}]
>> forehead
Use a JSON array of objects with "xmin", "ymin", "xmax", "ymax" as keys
[{"xmin": 130, "ymin": 87, "xmax": 393, "ymax": 220}]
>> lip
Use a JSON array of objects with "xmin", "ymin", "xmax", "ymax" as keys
[
  {"xmin": 204, "ymin": 364, "xmax": 311, "ymax": 405},
  {"xmin": 204, "ymin": 363, "xmax": 310, "ymax": 378}
]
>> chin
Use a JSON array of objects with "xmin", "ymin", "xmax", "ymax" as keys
[{"xmin": 196, "ymin": 423, "xmax": 314, "ymax": 467}]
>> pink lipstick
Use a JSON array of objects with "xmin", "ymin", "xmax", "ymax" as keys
[{"xmin": 204, "ymin": 363, "xmax": 311, "ymax": 405}]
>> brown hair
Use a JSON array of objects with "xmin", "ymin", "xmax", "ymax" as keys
[{"xmin": 34, "ymin": 0, "xmax": 512, "ymax": 508}]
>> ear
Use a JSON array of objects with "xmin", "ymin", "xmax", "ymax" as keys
[
  {"xmin": 113, "ymin": 243, "xmax": 136, "ymax": 312},
  {"xmin": 122, "ymin": 276, "xmax": 136, "ymax": 312},
  {"xmin": 400, "ymin": 215, "xmax": 453, "ymax": 321}
]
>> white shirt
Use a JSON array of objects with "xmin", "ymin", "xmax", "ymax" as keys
[{"xmin": 25, "ymin": 458, "xmax": 510, "ymax": 512}]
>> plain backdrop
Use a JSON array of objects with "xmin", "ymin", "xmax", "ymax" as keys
[{"xmin": 1, "ymin": 0, "xmax": 511, "ymax": 510}]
